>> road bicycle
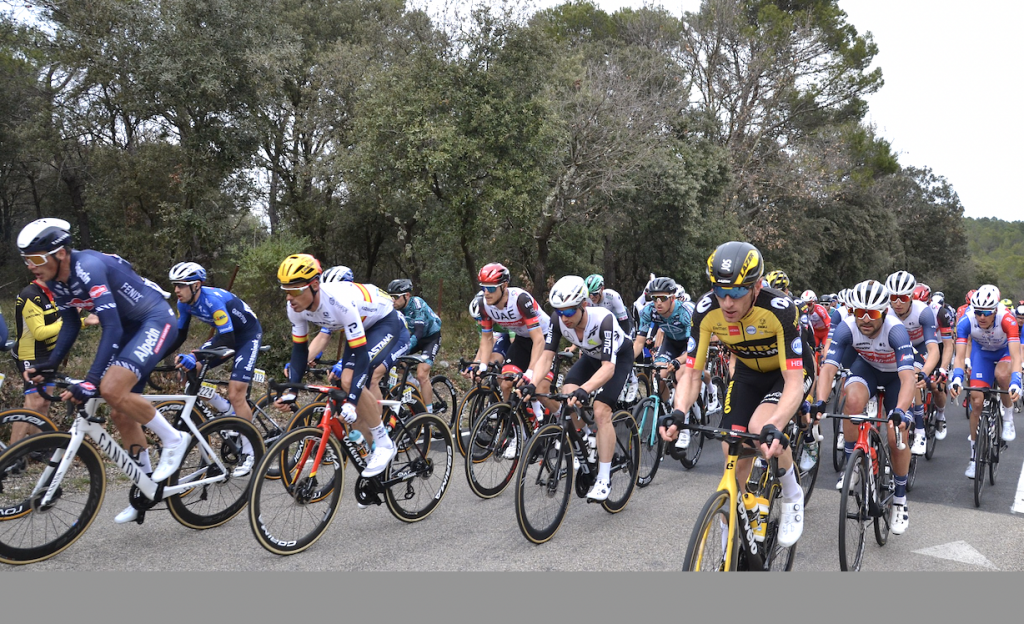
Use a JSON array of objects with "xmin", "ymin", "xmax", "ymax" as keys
[
  {"xmin": 247, "ymin": 378, "xmax": 454, "ymax": 556},
  {"xmin": 922, "ymin": 374, "xmax": 941, "ymax": 461},
  {"xmin": 785, "ymin": 407, "xmax": 822, "ymax": 506},
  {"xmin": 680, "ymin": 421, "xmax": 797, "ymax": 572},
  {"xmin": 964, "ymin": 386, "xmax": 1009, "ymax": 508},
  {"xmin": 514, "ymin": 393, "xmax": 639, "ymax": 544},
  {"xmin": 454, "ymin": 359, "xmax": 504, "ymax": 457},
  {"xmin": 829, "ymin": 365, "xmax": 852, "ymax": 472},
  {"xmin": 0, "ymin": 378, "xmax": 264, "ymax": 565},
  {"xmin": 660, "ymin": 365, "xmax": 725, "ymax": 470}
]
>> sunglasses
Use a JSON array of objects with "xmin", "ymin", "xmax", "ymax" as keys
[
  {"xmin": 974, "ymin": 309, "xmax": 995, "ymax": 317},
  {"xmin": 280, "ymin": 283, "xmax": 311, "ymax": 294},
  {"xmin": 480, "ymin": 284, "xmax": 501, "ymax": 293},
  {"xmin": 652, "ymin": 294, "xmax": 674, "ymax": 303},
  {"xmin": 889, "ymin": 294, "xmax": 911, "ymax": 303},
  {"xmin": 21, "ymin": 250, "xmax": 59, "ymax": 267},
  {"xmin": 172, "ymin": 281, "xmax": 199, "ymax": 288},
  {"xmin": 852, "ymin": 308, "xmax": 885, "ymax": 321},
  {"xmin": 554, "ymin": 307, "xmax": 579, "ymax": 318},
  {"xmin": 713, "ymin": 285, "xmax": 751, "ymax": 299}
]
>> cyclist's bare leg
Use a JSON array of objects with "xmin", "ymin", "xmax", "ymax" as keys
[
  {"xmin": 415, "ymin": 362, "xmax": 433, "ymax": 409},
  {"xmin": 9, "ymin": 393, "xmax": 49, "ymax": 445},
  {"xmin": 592, "ymin": 399, "xmax": 614, "ymax": 462},
  {"xmin": 747, "ymin": 401, "xmax": 794, "ymax": 473},
  {"xmin": 996, "ymin": 361, "xmax": 1012, "ymax": 409},
  {"xmin": 227, "ymin": 380, "xmax": 253, "ymax": 421},
  {"xmin": 101, "ymin": 365, "xmax": 169, "ymax": 452},
  {"xmin": 842, "ymin": 381, "xmax": 870, "ymax": 447}
]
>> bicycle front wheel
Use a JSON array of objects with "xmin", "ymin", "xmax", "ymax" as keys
[
  {"xmin": 632, "ymin": 397, "xmax": 665, "ymax": 487},
  {"xmin": 515, "ymin": 424, "xmax": 573, "ymax": 544},
  {"xmin": 679, "ymin": 402, "xmax": 708, "ymax": 469},
  {"xmin": 385, "ymin": 412, "xmax": 454, "ymax": 522},
  {"xmin": 166, "ymin": 416, "xmax": 266, "ymax": 529},
  {"xmin": 683, "ymin": 490, "xmax": 734, "ymax": 571},
  {"xmin": 455, "ymin": 387, "xmax": 500, "ymax": 457},
  {"xmin": 0, "ymin": 432, "xmax": 106, "ymax": 565},
  {"xmin": 924, "ymin": 403, "xmax": 937, "ymax": 460},
  {"xmin": 974, "ymin": 412, "xmax": 989, "ymax": 507},
  {"xmin": 831, "ymin": 392, "xmax": 846, "ymax": 472},
  {"xmin": 429, "ymin": 374, "xmax": 459, "ymax": 431},
  {"xmin": 247, "ymin": 427, "xmax": 345, "ymax": 556},
  {"xmin": 602, "ymin": 410, "xmax": 640, "ymax": 513},
  {"xmin": 838, "ymin": 448, "xmax": 868, "ymax": 571},
  {"xmin": 762, "ymin": 480, "xmax": 797, "ymax": 571},
  {"xmin": 990, "ymin": 411, "xmax": 1001, "ymax": 486},
  {"xmin": 465, "ymin": 402, "xmax": 523, "ymax": 499}
]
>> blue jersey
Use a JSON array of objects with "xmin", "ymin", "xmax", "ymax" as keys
[
  {"xmin": 638, "ymin": 301, "xmax": 691, "ymax": 342},
  {"xmin": 177, "ymin": 287, "xmax": 260, "ymax": 339},
  {"xmin": 399, "ymin": 296, "xmax": 442, "ymax": 350},
  {"xmin": 45, "ymin": 249, "xmax": 174, "ymax": 385}
]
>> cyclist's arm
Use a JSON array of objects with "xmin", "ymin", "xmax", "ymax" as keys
[
  {"xmin": 767, "ymin": 303, "xmax": 805, "ymax": 431},
  {"xmin": 74, "ymin": 272, "xmax": 124, "ymax": 386},
  {"xmin": 286, "ymin": 306, "xmax": 311, "ymax": 383},
  {"xmin": 578, "ymin": 315, "xmax": 618, "ymax": 394},
  {"xmin": 307, "ymin": 331, "xmax": 331, "ymax": 365},
  {"xmin": 1004, "ymin": 315, "xmax": 1022, "ymax": 377},
  {"xmin": 163, "ymin": 303, "xmax": 192, "ymax": 355},
  {"xmin": 890, "ymin": 324, "xmax": 917, "ymax": 412},
  {"xmin": 22, "ymin": 297, "xmax": 62, "ymax": 341}
]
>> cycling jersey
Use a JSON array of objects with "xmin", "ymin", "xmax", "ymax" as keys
[
  {"xmin": 825, "ymin": 315, "xmax": 916, "ymax": 374},
  {"xmin": 889, "ymin": 300, "xmax": 938, "ymax": 350},
  {"xmin": 592, "ymin": 288, "xmax": 633, "ymax": 334},
  {"xmin": 928, "ymin": 302, "xmax": 955, "ymax": 340},
  {"xmin": 475, "ymin": 287, "xmax": 550, "ymax": 338},
  {"xmin": 14, "ymin": 280, "xmax": 62, "ymax": 363},
  {"xmin": 685, "ymin": 287, "xmax": 802, "ymax": 374},
  {"xmin": 398, "ymin": 295, "xmax": 442, "ymax": 350},
  {"xmin": 955, "ymin": 308, "xmax": 1019, "ymax": 352},
  {"xmin": 802, "ymin": 302, "xmax": 831, "ymax": 346},
  {"xmin": 827, "ymin": 306, "xmax": 849, "ymax": 341},
  {"xmin": 638, "ymin": 300, "xmax": 692, "ymax": 343},
  {"xmin": 165, "ymin": 286, "xmax": 263, "ymax": 383},
  {"xmin": 544, "ymin": 306, "xmax": 629, "ymax": 362}
]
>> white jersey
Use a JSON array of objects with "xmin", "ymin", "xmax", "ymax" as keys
[
  {"xmin": 956, "ymin": 307, "xmax": 1019, "ymax": 352},
  {"xmin": 476, "ymin": 287, "xmax": 550, "ymax": 338},
  {"xmin": 825, "ymin": 314, "xmax": 916, "ymax": 374},
  {"xmin": 544, "ymin": 306, "xmax": 629, "ymax": 362},
  {"xmin": 888, "ymin": 300, "xmax": 938, "ymax": 348},
  {"xmin": 288, "ymin": 281, "xmax": 394, "ymax": 348},
  {"xmin": 594, "ymin": 288, "xmax": 630, "ymax": 322}
]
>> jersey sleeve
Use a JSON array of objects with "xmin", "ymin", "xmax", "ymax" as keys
[
  {"xmin": 774, "ymin": 301, "xmax": 802, "ymax": 372},
  {"xmin": 210, "ymin": 297, "xmax": 235, "ymax": 335},
  {"xmin": 919, "ymin": 306, "xmax": 938, "ymax": 345},
  {"xmin": 684, "ymin": 294, "xmax": 714, "ymax": 371},
  {"xmin": 824, "ymin": 321, "xmax": 853, "ymax": 368},
  {"xmin": 1002, "ymin": 314, "xmax": 1021, "ymax": 343},
  {"xmin": 543, "ymin": 317, "xmax": 564, "ymax": 352},
  {"xmin": 287, "ymin": 304, "xmax": 310, "ymax": 344},
  {"xmin": 955, "ymin": 316, "xmax": 972, "ymax": 345},
  {"xmin": 887, "ymin": 323, "xmax": 917, "ymax": 372},
  {"xmin": 516, "ymin": 292, "xmax": 543, "ymax": 333}
]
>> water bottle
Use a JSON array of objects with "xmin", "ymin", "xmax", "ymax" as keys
[
  {"xmin": 585, "ymin": 433, "xmax": 597, "ymax": 465},
  {"xmin": 742, "ymin": 493, "xmax": 761, "ymax": 536},
  {"xmin": 753, "ymin": 496, "xmax": 770, "ymax": 542},
  {"xmin": 349, "ymin": 430, "xmax": 370, "ymax": 461}
]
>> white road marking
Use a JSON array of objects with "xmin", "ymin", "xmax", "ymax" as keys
[
  {"xmin": 913, "ymin": 541, "xmax": 998, "ymax": 570},
  {"xmin": 1012, "ymin": 447, "xmax": 1024, "ymax": 514}
]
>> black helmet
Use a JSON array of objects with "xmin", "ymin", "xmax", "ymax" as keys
[
  {"xmin": 387, "ymin": 278, "xmax": 413, "ymax": 295},
  {"xmin": 647, "ymin": 276, "xmax": 678, "ymax": 295},
  {"xmin": 706, "ymin": 241, "xmax": 764, "ymax": 288},
  {"xmin": 18, "ymin": 218, "xmax": 72, "ymax": 254}
]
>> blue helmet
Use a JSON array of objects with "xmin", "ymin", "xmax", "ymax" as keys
[{"xmin": 322, "ymin": 265, "xmax": 354, "ymax": 283}]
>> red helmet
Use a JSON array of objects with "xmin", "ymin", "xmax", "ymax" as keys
[
  {"xmin": 966, "ymin": 289, "xmax": 977, "ymax": 304},
  {"xmin": 478, "ymin": 263, "xmax": 510, "ymax": 285},
  {"xmin": 912, "ymin": 284, "xmax": 931, "ymax": 302}
]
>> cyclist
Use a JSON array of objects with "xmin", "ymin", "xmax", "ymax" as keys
[
  {"xmin": 798, "ymin": 289, "xmax": 831, "ymax": 354},
  {"xmin": 10, "ymin": 277, "xmax": 98, "ymax": 445},
  {"xmin": 17, "ymin": 218, "xmax": 186, "ymax": 524},
  {"xmin": 660, "ymin": 241, "xmax": 808, "ymax": 548},
  {"xmin": 766, "ymin": 269, "xmax": 791, "ymax": 296},
  {"xmin": 950, "ymin": 285, "xmax": 1021, "ymax": 479},
  {"xmin": 811, "ymin": 279, "xmax": 917, "ymax": 535},
  {"xmin": 885, "ymin": 271, "xmax": 940, "ymax": 457},
  {"xmin": 926, "ymin": 290, "xmax": 955, "ymax": 438},
  {"xmin": 467, "ymin": 295, "xmax": 510, "ymax": 369},
  {"xmin": 162, "ymin": 261, "xmax": 263, "ymax": 475},
  {"xmin": 521, "ymin": 275, "xmax": 634, "ymax": 501},
  {"xmin": 277, "ymin": 254, "xmax": 409, "ymax": 478},
  {"xmin": 585, "ymin": 273, "xmax": 634, "ymax": 337},
  {"xmin": 631, "ymin": 274, "xmax": 655, "ymax": 338},
  {"xmin": 387, "ymin": 278, "xmax": 442, "ymax": 414},
  {"xmin": 956, "ymin": 290, "xmax": 976, "ymax": 326}
]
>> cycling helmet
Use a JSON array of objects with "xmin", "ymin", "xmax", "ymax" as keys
[
  {"xmin": 469, "ymin": 296, "xmax": 483, "ymax": 321},
  {"xmin": 168, "ymin": 261, "xmax": 206, "ymax": 283},
  {"xmin": 1015, "ymin": 304, "xmax": 1024, "ymax": 318},
  {"xmin": 322, "ymin": 265, "xmax": 354, "ymax": 283},
  {"xmin": 647, "ymin": 276, "xmax": 678, "ymax": 295},
  {"xmin": 1001, "ymin": 298, "xmax": 1014, "ymax": 309},
  {"xmin": 478, "ymin": 262, "xmax": 510, "ymax": 285},
  {"xmin": 765, "ymin": 269, "xmax": 790, "ymax": 290},
  {"xmin": 847, "ymin": 280, "xmax": 890, "ymax": 311},
  {"xmin": 966, "ymin": 289, "xmax": 977, "ymax": 304},
  {"xmin": 706, "ymin": 241, "xmax": 765, "ymax": 288},
  {"xmin": 387, "ymin": 278, "xmax": 413, "ymax": 296},
  {"xmin": 277, "ymin": 254, "xmax": 322, "ymax": 286},
  {"xmin": 930, "ymin": 294, "xmax": 944, "ymax": 308},
  {"xmin": 912, "ymin": 284, "xmax": 931, "ymax": 302},
  {"xmin": 585, "ymin": 274, "xmax": 604, "ymax": 293},
  {"xmin": 970, "ymin": 284, "xmax": 1000, "ymax": 311},
  {"xmin": 885, "ymin": 270, "xmax": 916, "ymax": 296},
  {"xmin": 675, "ymin": 285, "xmax": 688, "ymax": 301},
  {"xmin": 549, "ymin": 275, "xmax": 589, "ymax": 309},
  {"xmin": 819, "ymin": 293, "xmax": 834, "ymax": 306},
  {"xmin": 643, "ymin": 273, "xmax": 656, "ymax": 295},
  {"xmin": 800, "ymin": 289, "xmax": 817, "ymax": 303},
  {"xmin": 17, "ymin": 218, "xmax": 72, "ymax": 254}
]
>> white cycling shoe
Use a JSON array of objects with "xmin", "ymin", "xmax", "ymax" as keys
[{"xmin": 151, "ymin": 433, "xmax": 192, "ymax": 482}]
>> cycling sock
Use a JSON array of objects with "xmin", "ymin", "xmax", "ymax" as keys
[
  {"xmin": 970, "ymin": 439, "xmax": 975, "ymax": 460},
  {"xmin": 132, "ymin": 446, "xmax": 152, "ymax": 473},
  {"xmin": 370, "ymin": 423, "xmax": 393, "ymax": 449},
  {"xmin": 1003, "ymin": 406, "xmax": 1014, "ymax": 423},
  {"xmin": 844, "ymin": 441, "xmax": 855, "ymax": 461},
  {"xmin": 207, "ymin": 393, "xmax": 232, "ymax": 415},
  {"xmin": 894, "ymin": 494, "xmax": 907, "ymax": 506},
  {"xmin": 145, "ymin": 411, "xmax": 183, "ymax": 447},
  {"xmin": 426, "ymin": 402, "xmax": 433, "ymax": 414},
  {"xmin": 936, "ymin": 409, "xmax": 945, "ymax": 421},
  {"xmin": 894, "ymin": 474, "xmax": 907, "ymax": 499},
  {"xmin": 720, "ymin": 518, "xmax": 729, "ymax": 555},
  {"xmin": 779, "ymin": 465, "xmax": 801, "ymax": 501},
  {"xmin": 241, "ymin": 435, "xmax": 253, "ymax": 455},
  {"xmin": 911, "ymin": 404, "xmax": 924, "ymax": 429},
  {"xmin": 597, "ymin": 462, "xmax": 611, "ymax": 482},
  {"xmin": 532, "ymin": 401, "xmax": 545, "ymax": 422}
]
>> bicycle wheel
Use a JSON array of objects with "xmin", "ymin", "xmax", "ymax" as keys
[
  {"xmin": 465, "ymin": 402, "xmax": 523, "ymax": 499},
  {"xmin": 455, "ymin": 386, "xmax": 500, "ymax": 457},
  {"xmin": 708, "ymin": 376, "xmax": 727, "ymax": 426},
  {"xmin": 632, "ymin": 397, "xmax": 665, "ymax": 487},
  {"xmin": 602, "ymin": 410, "xmax": 640, "ymax": 513},
  {"xmin": 0, "ymin": 409, "xmax": 58, "ymax": 453},
  {"xmin": 165, "ymin": 416, "xmax": 265, "ymax": 529},
  {"xmin": 974, "ymin": 411, "xmax": 989, "ymax": 507},
  {"xmin": 515, "ymin": 423, "xmax": 573, "ymax": 544},
  {"xmin": 924, "ymin": 403, "xmax": 937, "ymax": 460},
  {"xmin": 429, "ymin": 374, "xmax": 459, "ymax": 431},
  {"xmin": 286, "ymin": 401, "xmax": 328, "ymax": 431},
  {"xmin": 761, "ymin": 480, "xmax": 797, "ymax": 571},
  {"xmin": 252, "ymin": 393, "xmax": 296, "ymax": 441},
  {"xmin": 0, "ymin": 432, "xmax": 106, "ymax": 565},
  {"xmin": 873, "ymin": 434, "xmax": 893, "ymax": 547},
  {"xmin": 679, "ymin": 402, "xmax": 707, "ymax": 469},
  {"xmin": 153, "ymin": 399, "xmax": 209, "ymax": 431},
  {"xmin": 384, "ymin": 412, "xmax": 454, "ymax": 522},
  {"xmin": 989, "ymin": 408, "xmax": 1001, "ymax": 486},
  {"xmin": 838, "ymin": 448, "xmax": 868, "ymax": 571},
  {"xmin": 247, "ymin": 427, "xmax": 345, "ymax": 556},
  {"xmin": 682, "ymin": 490, "xmax": 734, "ymax": 572},
  {"xmin": 635, "ymin": 371, "xmax": 652, "ymax": 401},
  {"xmin": 787, "ymin": 424, "xmax": 819, "ymax": 507},
  {"xmin": 831, "ymin": 390, "xmax": 846, "ymax": 472}
]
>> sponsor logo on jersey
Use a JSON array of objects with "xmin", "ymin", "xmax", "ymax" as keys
[
  {"xmin": 791, "ymin": 338, "xmax": 803, "ymax": 355},
  {"xmin": 687, "ymin": 337, "xmax": 696, "ymax": 352},
  {"xmin": 119, "ymin": 283, "xmax": 143, "ymax": 303},
  {"xmin": 132, "ymin": 324, "xmax": 171, "ymax": 363},
  {"xmin": 88, "ymin": 285, "xmax": 108, "ymax": 299},
  {"xmin": 75, "ymin": 262, "xmax": 91, "ymax": 284},
  {"xmin": 728, "ymin": 326, "xmax": 740, "ymax": 336},
  {"xmin": 69, "ymin": 298, "xmax": 94, "ymax": 310},
  {"xmin": 786, "ymin": 358, "xmax": 803, "ymax": 370},
  {"xmin": 746, "ymin": 326, "xmax": 757, "ymax": 335},
  {"xmin": 213, "ymin": 309, "xmax": 230, "ymax": 327}
]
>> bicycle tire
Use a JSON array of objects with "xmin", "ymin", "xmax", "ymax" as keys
[
  {"xmin": 906, "ymin": 454, "xmax": 917, "ymax": 493},
  {"xmin": 838, "ymin": 448, "xmax": 868, "ymax": 571},
  {"xmin": 455, "ymin": 386, "xmax": 501, "ymax": 457},
  {"xmin": 251, "ymin": 393, "xmax": 295, "ymax": 441},
  {"xmin": 679, "ymin": 401, "xmax": 707, "ymax": 469},
  {"xmin": 761, "ymin": 476, "xmax": 797, "ymax": 571},
  {"xmin": 632, "ymin": 397, "xmax": 665, "ymax": 487},
  {"xmin": 873, "ymin": 431, "xmax": 893, "ymax": 547},
  {"xmin": 974, "ymin": 410, "xmax": 989, "ymax": 507},
  {"xmin": 635, "ymin": 371, "xmax": 652, "ymax": 401},
  {"xmin": 709, "ymin": 376, "xmax": 727, "ymax": 426},
  {"xmin": 384, "ymin": 412, "xmax": 454, "ymax": 522},
  {"xmin": 514, "ymin": 423, "xmax": 573, "ymax": 544},
  {"xmin": 247, "ymin": 427, "xmax": 345, "ymax": 556},
  {"xmin": 0, "ymin": 409, "xmax": 59, "ymax": 453},
  {"xmin": 682, "ymin": 490, "xmax": 734, "ymax": 571},
  {"xmin": 924, "ymin": 403, "xmax": 937, "ymax": 460},
  {"xmin": 429, "ymin": 374, "xmax": 459, "ymax": 431},
  {"xmin": 153, "ymin": 399, "xmax": 209, "ymax": 431},
  {"xmin": 989, "ymin": 407, "xmax": 1001, "ymax": 486},
  {"xmin": 0, "ymin": 432, "xmax": 106, "ymax": 565},
  {"xmin": 286, "ymin": 401, "xmax": 328, "ymax": 432},
  {"xmin": 790, "ymin": 423, "xmax": 819, "ymax": 507},
  {"xmin": 166, "ymin": 416, "xmax": 266, "ymax": 530},
  {"xmin": 601, "ymin": 410, "xmax": 640, "ymax": 513},
  {"xmin": 464, "ymin": 402, "xmax": 524, "ymax": 499},
  {"xmin": 831, "ymin": 387, "xmax": 846, "ymax": 472}
]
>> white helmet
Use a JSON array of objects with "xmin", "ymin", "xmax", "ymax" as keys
[
  {"xmin": 168, "ymin": 261, "xmax": 206, "ymax": 283},
  {"xmin": 971, "ymin": 284, "xmax": 1001, "ymax": 311},
  {"xmin": 800, "ymin": 289, "xmax": 817, "ymax": 303},
  {"xmin": 549, "ymin": 275, "xmax": 589, "ymax": 309},
  {"xmin": 885, "ymin": 270, "xmax": 916, "ymax": 296},
  {"xmin": 321, "ymin": 265, "xmax": 354, "ymax": 283},
  {"xmin": 847, "ymin": 280, "xmax": 890, "ymax": 311},
  {"xmin": 468, "ymin": 295, "xmax": 482, "ymax": 321}
]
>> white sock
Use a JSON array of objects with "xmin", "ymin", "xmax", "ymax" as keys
[
  {"xmin": 937, "ymin": 409, "xmax": 945, "ymax": 421},
  {"xmin": 720, "ymin": 518, "xmax": 729, "ymax": 554},
  {"xmin": 780, "ymin": 466, "xmax": 802, "ymax": 502},
  {"xmin": 135, "ymin": 447, "xmax": 152, "ymax": 473},
  {"xmin": 241, "ymin": 435, "xmax": 253, "ymax": 455},
  {"xmin": 370, "ymin": 423, "xmax": 393, "ymax": 449},
  {"xmin": 532, "ymin": 401, "xmax": 545, "ymax": 422},
  {"xmin": 207, "ymin": 393, "xmax": 232, "ymax": 415},
  {"xmin": 145, "ymin": 411, "xmax": 183, "ymax": 448},
  {"xmin": 970, "ymin": 439, "xmax": 976, "ymax": 460},
  {"xmin": 426, "ymin": 402, "xmax": 433, "ymax": 413},
  {"xmin": 597, "ymin": 461, "xmax": 611, "ymax": 482},
  {"xmin": 1003, "ymin": 407, "xmax": 1014, "ymax": 423}
]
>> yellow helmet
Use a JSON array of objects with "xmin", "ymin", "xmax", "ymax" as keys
[
  {"xmin": 766, "ymin": 269, "xmax": 790, "ymax": 290},
  {"xmin": 278, "ymin": 254, "xmax": 322, "ymax": 286}
]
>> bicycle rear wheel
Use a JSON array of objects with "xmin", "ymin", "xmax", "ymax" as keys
[
  {"xmin": 286, "ymin": 401, "xmax": 328, "ymax": 432},
  {"xmin": 247, "ymin": 427, "xmax": 345, "ymax": 556},
  {"xmin": 385, "ymin": 412, "xmax": 454, "ymax": 522},
  {"xmin": 632, "ymin": 397, "xmax": 664, "ymax": 487},
  {"xmin": 682, "ymin": 490, "xmax": 734, "ymax": 572},
  {"xmin": 602, "ymin": 411, "xmax": 640, "ymax": 513},
  {"xmin": 679, "ymin": 402, "xmax": 708, "ymax": 469},
  {"xmin": 0, "ymin": 409, "xmax": 59, "ymax": 453},
  {"xmin": 924, "ymin": 403, "xmax": 937, "ymax": 460},
  {"xmin": 838, "ymin": 448, "xmax": 868, "ymax": 571},
  {"xmin": 429, "ymin": 375, "xmax": 459, "ymax": 431},
  {"xmin": 831, "ymin": 390, "xmax": 846, "ymax": 472},
  {"xmin": 455, "ymin": 387, "xmax": 500, "ymax": 458},
  {"xmin": 906, "ymin": 454, "xmax": 917, "ymax": 493},
  {"xmin": 873, "ymin": 433, "xmax": 893, "ymax": 547},
  {"xmin": 989, "ymin": 411, "xmax": 1001, "ymax": 486},
  {"xmin": 465, "ymin": 402, "xmax": 522, "ymax": 499},
  {"xmin": 166, "ymin": 417, "xmax": 266, "ymax": 529},
  {"xmin": 974, "ymin": 412, "xmax": 989, "ymax": 507},
  {"xmin": 789, "ymin": 422, "xmax": 820, "ymax": 507},
  {"xmin": 0, "ymin": 432, "xmax": 106, "ymax": 565},
  {"xmin": 515, "ymin": 424, "xmax": 573, "ymax": 544}
]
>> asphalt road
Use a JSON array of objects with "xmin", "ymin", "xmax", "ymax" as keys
[{"xmin": 6, "ymin": 397, "xmax": 1024, "ymax": 572}]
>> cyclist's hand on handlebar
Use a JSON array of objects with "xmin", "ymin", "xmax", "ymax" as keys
[
  {"xmin": 888, "ymin": 407, "xmax": 911, "ymax": 431},
  {"xmin": 658, "ymin": 409, "xmax": 685, "ymax": 442},
  {"xmin": 808, "ymin": 399, "xmax": 827, "ymax": 423},
  {"xmin": 518, "ymin": 382, "xmax": 536, "ymax": 400},
  {"xmin": 273, "ymin": 391, "xmax": 298, "ymax": 410},
  {"xmin": 566, "ymin": 387, "xmax": 589, "ymax": 407},
  {"xmin": 65, "ymin": 381, "xmax": 97, "ymax": 404},
  {"xmin": 758, "ymin": 423, "xmax": 789, "ymax": 459},
  {"xmin": 176, "ymin": 353, "xmax": 196, "ymax": 370},
  {"xmin": 328, "ymin": 362, "xmax": 345, "ymax": 382}
]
